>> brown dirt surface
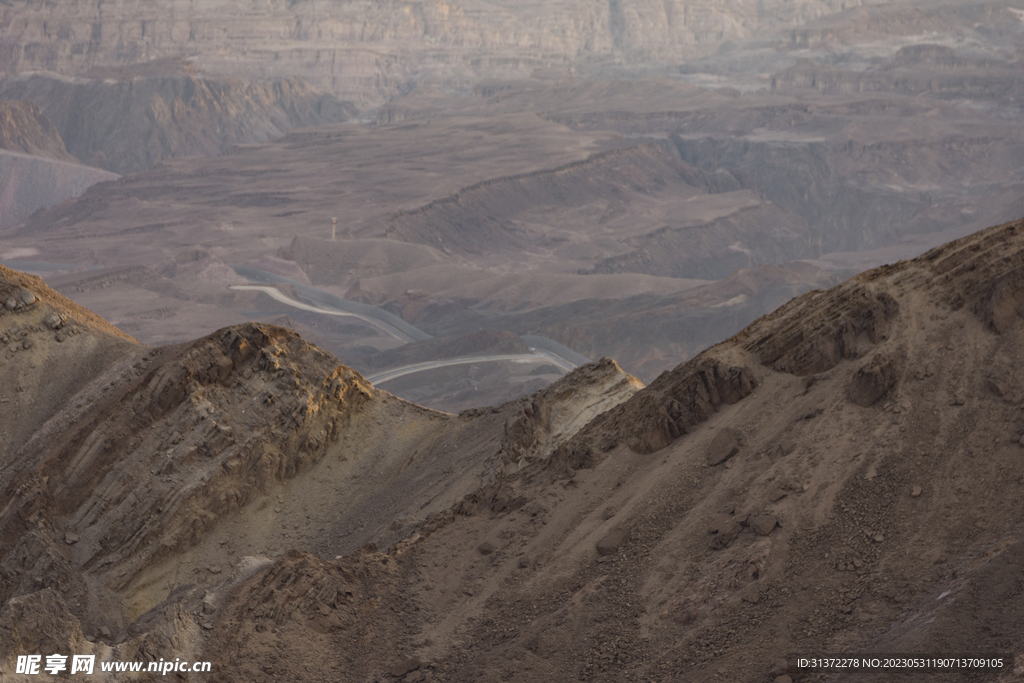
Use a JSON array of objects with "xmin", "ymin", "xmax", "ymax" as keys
[
  {"xmin": 0, "ymin": 266, "xmax": 640, "ymax": 680},
  {"xmin": 6, "ymin": 61, "xmax": 1024, "ymax": 408},
  {"xmin": 0, "ymin": 262, "xmax": 139, "ymax": 454},
  {"xmin": 7, "ymin": 218, "xmax": 1024, "ymax": 681},
  {"xmin": 459, "ymin": 261, "xmax": 838, "ymax": 381},
  {"xmin": 289, "ymin": 237, "xmax": 450, "ymax": 285},
  {"xmin": 424, "ymin": 271, "xmax": 711, "ymax": 313},
  {"xmin": 362, "ymin": 331, "xmax": 531, "ymax": 371}
]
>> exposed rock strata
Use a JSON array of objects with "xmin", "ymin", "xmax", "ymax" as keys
[
  {"xmin": 0, "ymin": 265, "xmax": 641, "ymax": 673},
  {"xmin": 498, "ymin": 357, "xmax": 643, "ymax": 473},
  {"xmin": 550, "ymin": 356, "xmax": 757, "ymax": 465},
  {"xmin": 7, "ymin": 218, "xmax": 1024, "ymax": 681},
  {"xmin": 0, "ymin": 73, "xmax": 355, "ymax": 174},
  {"xmin": 0, "ymin": 99, "xmax": 74, "ymax": 161},
  {"xmin": 0, "ymin": 0, "xmax": 878, "ymax": 102}
]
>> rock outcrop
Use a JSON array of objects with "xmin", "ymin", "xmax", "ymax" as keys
[
  {"xmin": 550, "ymin": 355, "xmax": 757, "ymax": 465},
  {"xmin": 0, "ymin": 99, "xmax": 74, "ymax": 161},
  {"xmin": 8, "ymin": 217, "xmax": 1024, "ymax": 682},
  {"xmin": 0, "ymin": 72, "xmax": 355, "ymax": 174},
  {"xmin": 497, "ymin": 357, "xmax": 643, "ymax": 473},
  {"xmin": 0, "ymin": 262, "xmax": 643, "ymax": 675}
]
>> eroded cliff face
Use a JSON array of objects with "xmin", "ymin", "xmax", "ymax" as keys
[
  {"xmin": 0, "ymin": 0, "xmax": 878, "ymax": 102},
  {"xmin": 0, "ymin": 99, "xmax": 117, "ymax": 230},
  {"xmin": 0, "ymin": 72, "xmax": 355, "ymax": 174},
  {"xmin": 0, "ymin": 99, "xmax": 73, "ymax": 161},
  {"xmin": 0, "ymin": 151, "xmax": 117, "ymax": 230}
]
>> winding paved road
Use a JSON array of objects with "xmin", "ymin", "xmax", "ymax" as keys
[
  {"xmin": 230, "ymin": 283, "xmax": 581, "ymax": 383},
  {"xmin": 229, "ymin": 284, "xmax": 417, "ymax": 343},
  {"xmin": 364, "ymin": 349, "xmax": 576, "ymax": 384}
]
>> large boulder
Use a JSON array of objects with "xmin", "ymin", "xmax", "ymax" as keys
[
  {"xmin": 596, "ymin": 528, "xmax": 631, "ymax": 556},
  {"xmin": 846, "ymin": 353, "xmax": 898, "ymax": 407},
  {"xmin": 707, "ymin": 428, "xmax": 741, "ymax": 465}
]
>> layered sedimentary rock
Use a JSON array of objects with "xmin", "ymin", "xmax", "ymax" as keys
[
  {"xmin": 6, "ymin": 218, "xmax": 1024, "ymax": 681},
  {"xmin": 0, "ymin": 0, "xmax": 879, "ymax": 102},
  {"xmin": 0, "ymin": 99, "xmax": 74, "ymax": 161},
  {"xmin": 0, "ymin": 72, "xmax": 355, "ymax": 174}
]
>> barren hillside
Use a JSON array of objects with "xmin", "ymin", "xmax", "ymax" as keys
[
  {"xmin": 4, "ymin": 217, "xmax": 1024, "ymax": 681},
  {"xmin": 0, "ymin": 100, "xmax": 117, "ymax": 231},
  {"xmin": 0, "ymin": 99, "xmax": 73, "ymax": 162},
  {"xmin": 1, "ymin": 0, "xmax": 1022, "ymax": 409},
  {"xmin": 0, "ymin": 70, "xmax": 355, "ymax": 174}
]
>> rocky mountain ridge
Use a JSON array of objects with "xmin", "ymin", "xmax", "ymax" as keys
[
  {"xmin": 4, "ymin": 216, "xmax": 1024, "ymax": 680},
  {"xmin": 0, "ymin": 262, "xmax": 641, "ymax": 679}
]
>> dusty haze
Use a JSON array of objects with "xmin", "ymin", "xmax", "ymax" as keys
[{"xmin": 2, "ymin": 1, "xmax": 1024, "ymax": 682}]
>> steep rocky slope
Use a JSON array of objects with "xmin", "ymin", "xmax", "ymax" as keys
[
  {"xmin": 428, "ymin": 215, "xmax": 1024, "ymax": 682},
  {"xmin": 0, "ymin": 99, "xmax": 74, "ymax": 161},
  {"xmin": 0, "ymin": 264, "xmax": 136, "ymax": 455},
  {"xmin": 0, "ymin": 264, "xmax": 641, "ymax": 680},
  {"xmin": 0, "ymin": 152, "xmax": 117, "ymax": 232},
  {"xmin": 0, "ymin": 99, "xmax": 116, "ymax": 231},
  {"xmin": 5, "ymin": 217, "xmax": 1024, "ymax": 681},
  {"xmin": 0, "ymin": 71, "xmax": 355, "ymax": 174}
]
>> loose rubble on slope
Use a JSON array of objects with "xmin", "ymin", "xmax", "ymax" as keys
[{"xmin": 5, "ymin": 219, "xmax": 1024, "ymax": 681}]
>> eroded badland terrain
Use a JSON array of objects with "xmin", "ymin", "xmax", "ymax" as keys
[{"xmin": 3, "ymin": 0, "xmax": 1024, "ymax": 681}]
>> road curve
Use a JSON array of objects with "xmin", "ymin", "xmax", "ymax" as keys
[
  {"xmin": 230, "ymin": 282, "xmax": 584, "ymax": 380},
  {"xmin": 229, "ymin": 284, "xmax": 417, "ymax": 343},
  {"xmin": 365, "ymin": 354, "xmax": 559, "ymax": 384}
]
